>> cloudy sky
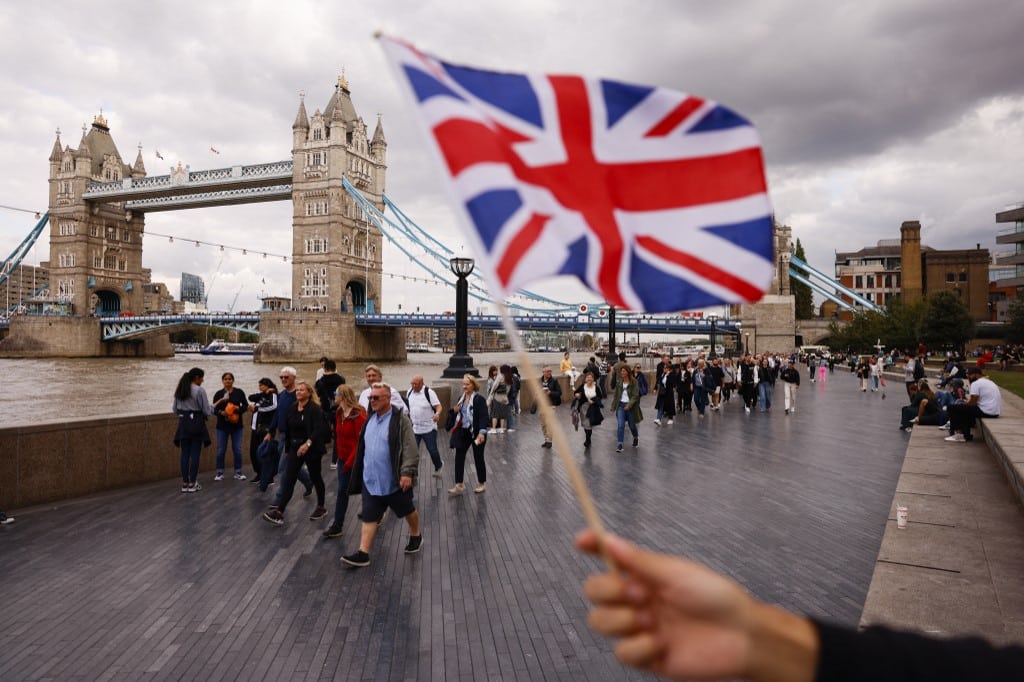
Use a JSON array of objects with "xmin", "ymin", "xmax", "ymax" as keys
[{"xmin": 1, "ymin": 0, "xmax": 1022, "ymax": 313}]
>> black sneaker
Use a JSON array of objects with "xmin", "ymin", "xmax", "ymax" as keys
[
  {"xmin": 262, "ymin": 508, "xmax": 284, "ymax": 526},
  {"xmin": 632, "ymin": 437, "xmax": 639, "ymax": 448},
  {"xmin": 404, "ymin": 535, "xmax": 423, "ymax": 554},
  {"xmin": 309, "ymin": 507, "xmax": 328, "ymax": 521},
  {"xmin": 322, "ymin": 524, "xmax": 344, "ymax": 539},
  {"xmin": 542, "ymin": 441, "xmax": 553, "ymax": 449},
  {"xmin": 340, "ymin": 550, "xmax": 370, "ymax": 567}
]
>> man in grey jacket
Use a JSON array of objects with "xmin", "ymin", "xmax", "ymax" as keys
[{"xmin": 340, "ymin": 382, "xmax": 422, "ymax": 568}]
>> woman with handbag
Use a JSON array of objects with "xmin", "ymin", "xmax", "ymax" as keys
[
  {"xmin": 574, "ymin": 371, "xmax": 604, "ymax": 449},
  {"xmin": 449, "ymin": 374, "xmax": 489, "ymax": 495},
  {"xmin": 172, "ymin": 367, "xmax": 213, "ymax": 493},
  {"xmin": 487, "ymin": 365, "xmax": 512, "ymax": 433}
]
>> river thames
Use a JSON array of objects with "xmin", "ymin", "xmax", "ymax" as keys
[{"xmin": 0, "ymin": 350, "xmax": 628, "ymax": 427}]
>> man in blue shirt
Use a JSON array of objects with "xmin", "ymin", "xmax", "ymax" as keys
[{"xmin": 340, "ymin": 382, "xmax": 422, "ymax": 568}]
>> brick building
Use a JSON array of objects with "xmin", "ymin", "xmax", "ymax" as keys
[{"xmin": 834, "ymin": 221, "xmax": 990, "ymax": 321}]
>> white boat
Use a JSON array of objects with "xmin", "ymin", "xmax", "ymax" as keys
[
  {"xmin": 406, "ymin": 343, "xmax": 443, "ymax": 353},
  {"xmin": 198, "ymin": 340, "xmax": 255, "ymax": 356}
]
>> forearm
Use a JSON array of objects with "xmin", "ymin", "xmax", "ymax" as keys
[{"xmin": 746, "ymin": 603, "xmax": 819, "ymax": 682}]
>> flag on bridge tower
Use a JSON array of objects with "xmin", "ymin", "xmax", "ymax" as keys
[{"xmin": 379, "ymin": 35, "xmax": 776, "ymax": 314}]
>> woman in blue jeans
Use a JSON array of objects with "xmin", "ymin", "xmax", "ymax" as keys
[
  {"xmin": 172, "ymin": 367, "xmax": 213, "ymax": 493},
  {"xmin": 612, "ymin": 366, "xmax": 642, "ymax": 453},
  {"xmin": 212, "ymin": 372, "xmax": 249, "ymax": 481}
]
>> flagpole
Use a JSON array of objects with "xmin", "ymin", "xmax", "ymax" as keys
[
  {"xmin": 496, "ymin": 301, "xmax": 617, "ymax": 574},
  {"xmin": 376, "ymin": 32, "xmax": 617, "ymax": 570}
]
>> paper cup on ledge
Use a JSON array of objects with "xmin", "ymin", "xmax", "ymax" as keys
[{"xmin": 896, "ymin": 505, "xmax": 908, "ymax": 529}]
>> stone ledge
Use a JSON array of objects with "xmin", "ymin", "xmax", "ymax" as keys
[{"xmin": 980, "ymin": 387, "xmax": 1024, "ymax": 510}]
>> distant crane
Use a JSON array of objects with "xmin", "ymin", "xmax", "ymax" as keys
[{"xmin": 228, "ymin": 285, "xmax": 243, "ymax": 313}]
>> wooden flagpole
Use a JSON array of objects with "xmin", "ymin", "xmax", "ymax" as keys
[{"xmin": 495, "ymin": 302, "xmax": 617, "ymax": 574}]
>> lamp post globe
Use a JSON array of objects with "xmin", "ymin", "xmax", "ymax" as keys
[{"xmin": 442, "ymin": 257, "xmax": 480, "ymax": 379}]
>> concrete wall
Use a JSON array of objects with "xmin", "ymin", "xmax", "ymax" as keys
[
  {"xmin": 0, "ymin": 315, "xmax": 173, "ymax": 358},
  {"xmin": 255, "ymin": 310, "xmax": 405, "ymax": 364},
  {"xmin": 0, "ymin": 382, "xmax": 463, "ymax": 511},
  {"xmin": 737, "ymin": 295, "xmax": 797, "ymax": 354}
]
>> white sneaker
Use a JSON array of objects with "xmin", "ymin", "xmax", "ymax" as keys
[
  {"xmin": 214, "ymin": 473, "xmax": 224, "ymax": 482},
  {"xmin": 666, "ymin": 419, "xmax": 673, "ymax": 425},
  {"xmin": 944, "ymin": 434, "xmax": 966, "ymax": 442},
  {"xmin": 653, "ymin": 419, "xmax": 661, "ymax": 426},
  {"xmin": 448, "ymin": 483, "xmax": 465, "ymax": 495},
  {"xmin": 233, "ymin": 472, "xmax": 247, "ymax": 481},
  {"xmin": 744, "ymin": 406, "xmax": 751, "ymax": 414}
]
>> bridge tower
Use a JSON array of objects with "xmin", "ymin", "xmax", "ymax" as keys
[
  {"xmin": 290, "ymin": 73, "xmax": 386, "ymax": 314},
  {"xmin": 47, "ymin": 114, "xmax": 149, "ymax": 317},
  {"xmin": 256, "ymin": 73, "xmax": 403, "ymax": 363}
]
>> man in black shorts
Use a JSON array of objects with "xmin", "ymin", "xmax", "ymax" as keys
[{"xmin": 340, "ymin": 382, "xmax": 422, "ymax": 568}]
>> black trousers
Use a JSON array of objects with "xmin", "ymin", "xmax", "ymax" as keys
[{"xmin": 453, "ymin": 429, "xmax": 486, "ymax": 484}]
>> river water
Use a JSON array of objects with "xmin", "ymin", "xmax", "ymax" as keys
[{"xmin": 1, "ymin": 351, "xmax": 631, "ymax": 427}]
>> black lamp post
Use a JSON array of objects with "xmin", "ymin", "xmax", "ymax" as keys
[
  {"xmin": 442, "ymin": 257, "xmax": 479, "ymax": 378},
  {"xmin": 744, "ymin": 332, "xmax": 750, "ymax": 355},
  {"xmin": 707, "ymin": 314, "xmax": 719, "ymax": 360},
  {"xmin": 607, "ymin": 306, "xmax": 616, "ymax": 357}
]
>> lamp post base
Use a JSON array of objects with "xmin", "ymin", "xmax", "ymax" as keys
[{"xmin": 442, "ymin": 354, "xmax": 479, "ymax": 379}]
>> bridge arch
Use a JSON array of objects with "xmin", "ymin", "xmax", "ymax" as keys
[
  {"xmin": 344, "ymin": 280, "xmax": 372, "ymax": 313},
  {"xmin": 94, "ymin": 290, "xmax": 122, "ymax": 316}
]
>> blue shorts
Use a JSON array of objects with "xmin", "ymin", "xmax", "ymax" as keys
[{"xmin": 360, "ymin": 487, "xmax": 415, "ymax": 522}]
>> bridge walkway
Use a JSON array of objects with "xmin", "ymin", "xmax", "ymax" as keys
[{"xmin": 1, "ymin": 370, "xmax": 1016, "ymax": 680}]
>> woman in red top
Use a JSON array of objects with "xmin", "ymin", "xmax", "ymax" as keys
[{"xmin": 323, "ymin": 384, "xmax": 367, "ymax": 539}]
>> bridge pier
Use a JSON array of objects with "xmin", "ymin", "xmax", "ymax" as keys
[
  {"xmin": 0, "ymin": 316, "xmax": 173, "ymax": 358},
  {"xmin": 255, "ymin": 310, "xmax": 405, "ymax": 364}
]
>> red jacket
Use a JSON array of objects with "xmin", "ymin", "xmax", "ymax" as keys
[{"xmin": 335, "ymin": 406, "xmax": 367, "ymax": 474}]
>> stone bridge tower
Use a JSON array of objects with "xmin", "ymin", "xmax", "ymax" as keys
[
  {"xmin": 256, "ymin": 73, "xmax": 403, "ymax": 363},
  {"xmin": 47, "ymin": 114, "xmax": 149, "ymax": 316},
  {"xmin": 290, "ymin": 73, "xmax": 387, "ymax": 313}
]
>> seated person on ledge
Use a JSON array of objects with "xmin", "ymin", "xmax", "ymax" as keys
[{"xmin": 945, "ymin": 366, "xmax": 1001, "ymax": 443}]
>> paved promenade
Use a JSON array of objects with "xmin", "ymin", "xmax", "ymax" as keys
[{"xmin": 0, "ymin": 370, "xmax": 933, "ymax": 680}]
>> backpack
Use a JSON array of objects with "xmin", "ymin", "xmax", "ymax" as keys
[
  {"xmin": 913, "ymin": 360, "xmax": 925, "ymax": 381},
  {"xmin": 401, "ymin": 386, "xmax": 436, "ymax": 410},
  {"xmin": 508, "ymin": 374, "xmax": 521, "ymax": 399}
]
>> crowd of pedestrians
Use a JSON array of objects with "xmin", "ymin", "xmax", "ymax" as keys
[{"xmin": 161, "ymin": 345, "xmax": 1008, "ymax": 574}]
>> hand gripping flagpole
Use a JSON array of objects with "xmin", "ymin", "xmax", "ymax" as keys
[{"xmin": 495, "ymin": 302, "xmax": 618, "ymax": 574}]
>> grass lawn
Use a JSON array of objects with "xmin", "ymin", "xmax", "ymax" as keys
[{"xmin": 985, "ymin": 369, "xmax": 1024, "ymax": 400}]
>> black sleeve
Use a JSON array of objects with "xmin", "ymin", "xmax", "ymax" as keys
[{"xmin": 814, "ymin": 619, "xmax": 1024, "ymax": 681}]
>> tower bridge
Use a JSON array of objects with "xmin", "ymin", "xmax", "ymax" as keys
[{"xmin": 0, "ymin": 71, "xmax": 846, "ymax": 361}]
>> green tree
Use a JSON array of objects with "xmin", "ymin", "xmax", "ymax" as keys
[
  {"xmin": 1007, "ymin": 299, "xmax": 1024, "ymax": 345},
  {"xmin": 918, "ymin": 291, "xmax": 974, "ymax": 353},
  {"xmin": 828, "ymin": 309, "xmax": 886, "ymax": 352},
  {"xmin": 880, "ymin": 296, "xmax": 926, "ymax": 352},
  {"xmin": 790, "ymin": 238, "xmax": 814, "ymax": 319}
]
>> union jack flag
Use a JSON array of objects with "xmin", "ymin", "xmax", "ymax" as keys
[{"xmin": 381, "ymin": 36, "xmax": 775, "ymax": 313}]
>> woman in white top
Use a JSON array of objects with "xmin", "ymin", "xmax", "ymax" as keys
[{"xmin": 870, "ymin": 356, "xmax": 883, "ymax": 392}]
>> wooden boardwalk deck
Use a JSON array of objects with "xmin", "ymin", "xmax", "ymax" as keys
[{"xmin": 0, "ymin": 370, "xmax": 907, "ymax": 680}]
